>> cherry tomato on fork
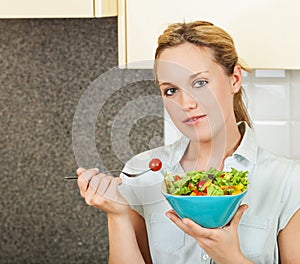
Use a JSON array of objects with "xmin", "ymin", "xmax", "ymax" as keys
[{"xmin": 149, "ymin": 158, "xmax": 162, "ymax": 171}]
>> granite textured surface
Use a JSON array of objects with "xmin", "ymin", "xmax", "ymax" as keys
[{"xmin": 0, "ymin": 18, "xmax": 163, "ymax": 263}]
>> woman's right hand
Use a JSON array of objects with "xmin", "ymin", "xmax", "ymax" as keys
[{"xmin": 77, "ymin": 168, "xmax": 129, "ymax": 216}]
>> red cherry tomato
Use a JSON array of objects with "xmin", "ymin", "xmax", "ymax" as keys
[
  {"xmin": 148, "ymin": 158, "xmax": 162, "ymax": 171},
  {"xmin": 175, "ymin": 175, "xmax": 181, "ymax": 181}
]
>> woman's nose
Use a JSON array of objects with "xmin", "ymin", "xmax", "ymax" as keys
[{"xmin": 180, "ymin": 91, "xmax": 198, "ymax": 111}]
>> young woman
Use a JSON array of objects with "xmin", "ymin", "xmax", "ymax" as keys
[{"xmin": 77, "ymin": 21, "xmax": 300, "ymax": 264}]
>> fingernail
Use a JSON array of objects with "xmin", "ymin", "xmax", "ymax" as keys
[
  {"xmin": 166, "ymin": 213, "xmax": 174, "ymax": 222},
  {"xmin": 116, "ymin": 177, "xmax": 122, "ymax": 184},
  {"xmin": 93, "ymin": 168, "xmax": 99, "ymax": 173},
  {"xmin": 239, "ymin": 205, "xmax": 248, "ymax": 215},
  {"xmin": 182, "ymin": 218, "xmax": 189, "ymax": 225}
]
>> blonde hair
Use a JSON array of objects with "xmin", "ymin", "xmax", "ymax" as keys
[{"xmin": 155, "ymin": 21, "xmax": 252, "ymax": 127}]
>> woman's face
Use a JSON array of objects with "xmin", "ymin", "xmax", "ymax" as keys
[{"xmin": 156, "ymin": 42, "xmax": 241, "ymax": 143}]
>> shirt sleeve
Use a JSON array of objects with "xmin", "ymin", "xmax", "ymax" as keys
[
  {"xmin": 118, "ymin": 173, "xmax": 144, "ymax": 217},
  {"xmin": 278, "ymin": 161, "xmax": 300, "ymax": 231}
]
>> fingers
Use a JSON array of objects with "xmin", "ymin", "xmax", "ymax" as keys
[
  {"xmin": 172, "ymin": 204, "xmax": 249, "ymax": 236},
  {"xmin": 166, "ymin": 210, "xmax": 212, "ymax": 238},
  {"xmin": 104, "ymin": 177, "xmax": 124, "ymax": 202},
  {"xmin": 76, "ymin": 167, "xmax": 86, "ymax": 176},
  {"xmin": 80, "ymin": 171, "xmax": 125, "ymax": 206},
  {"xmin": 84, "ymin": 174, "xmax": 111, "ymax": 205},
  {"xmin": 77, "ymin": 168, "xmax": 99, "ymax": 196},
  {"xmin": 166, "ymin": 205, "xmax": 249, "ymax": 262},
  {"xmin": 96, "ymin": 175, "xmax": 112, "ymax": 195},
  {"xmin": 166, "ymin": 204, "xmax": 248, "ymax": 236},
  {"xmin": 229, "ymin": 204, "xmax": 248, "ymax": 228}
]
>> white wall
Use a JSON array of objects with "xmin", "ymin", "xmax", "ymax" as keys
[{"xmin": 164, "ymin": 70, "xmax": 300, "ymax": 161}]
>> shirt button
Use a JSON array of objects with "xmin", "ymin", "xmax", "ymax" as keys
[{"xmin": 203, "ymin": 253, "xmax": 209, "ymax": 260}]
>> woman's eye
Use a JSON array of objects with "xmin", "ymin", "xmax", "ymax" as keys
[
  {"xmin": 193, "ymin": 80, "xmax": 208, "ymax": 88},
  {"xmin": 164, "ymin": 87, "xmax": 178, "ymax": 96}
]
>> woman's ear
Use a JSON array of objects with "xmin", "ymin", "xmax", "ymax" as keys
[{"xmin": 231, "ymin": 65, "xmax": 242, "ymax": 94}]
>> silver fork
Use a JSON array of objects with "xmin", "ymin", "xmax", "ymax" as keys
[{"xmin": 64, "ymin": 168, "xmax": 151, "ymax": 180}]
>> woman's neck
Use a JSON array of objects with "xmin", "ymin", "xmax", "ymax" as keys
[{"xmin": 180, "ymin": 123, "xmax": 242, "ymax": 171}]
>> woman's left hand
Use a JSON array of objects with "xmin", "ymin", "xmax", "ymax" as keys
[{"xmin": 166, "ymin": 204, "xmax": 251, "ymax": 264}]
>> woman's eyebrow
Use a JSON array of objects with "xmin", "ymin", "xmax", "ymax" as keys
[
  {"xmin": 189, "ymin": 71, "xmax": 209, "ymax": 80},
  {"xmin": 158, "ymin": 71, "xmax": 209, "ymax": 86},
  {"xmin": 158, "ymin": 81, "xmax": 174, "ymax": 87}
]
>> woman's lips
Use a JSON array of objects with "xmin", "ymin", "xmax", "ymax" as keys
[{"xmin": 183, "ymin": 115, "xmax": 207, "ymax": 125}]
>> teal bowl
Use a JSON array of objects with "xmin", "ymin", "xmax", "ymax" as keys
[{"xmin": 162, "ymin": 180, "xmax": 247, "ymax": 228}]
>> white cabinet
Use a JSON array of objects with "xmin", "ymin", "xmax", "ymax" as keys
[
  {"xmin": 118, "ymin": 0, "xmax": 300, "ymax": 69},
  {"xmin": 0, "ymin": 0, "xmax": 116, "ymax": 18},
  {"xmin": 95, "ymin": 0, "xmax": 117, "ymax": 17}
]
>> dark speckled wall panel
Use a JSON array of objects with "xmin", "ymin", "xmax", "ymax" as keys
[{"xmin": 0, "ymin": 18, "xmax": 163, "ymax": 263}]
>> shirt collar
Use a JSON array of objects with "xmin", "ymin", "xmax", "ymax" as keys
[
  {"xmin": 168, "ymin": 121, "xmax": 258, "ymax": 170},
  {"xmin": 163, "ymin": 135, "xmax": 189, "ymax": 173},
  {"xmin": 233, "ymin": 122, "xmax": 258, "ymax": 165}
]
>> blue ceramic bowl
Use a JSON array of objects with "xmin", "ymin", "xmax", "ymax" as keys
[{"xmin": 162, "ymin": 180, "xmax": 247, "ymax": 228}]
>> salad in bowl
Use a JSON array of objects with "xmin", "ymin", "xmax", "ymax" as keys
[
  {"xmin": 164, "ymin": 167, "xmax": 249, "ymax": 196},
  {"xmin": 162, "ymin": 168, "xmax": 249, "ymax": 228}
]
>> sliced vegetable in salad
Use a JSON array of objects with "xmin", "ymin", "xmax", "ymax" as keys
[{"xmin": 164, "ymin": 168, "xmax": 249, "ymax": 196}]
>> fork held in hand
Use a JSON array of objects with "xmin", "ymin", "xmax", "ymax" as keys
[{"xmin": 64, "ymin": 158, "xmax": 162, "ymax": 180}]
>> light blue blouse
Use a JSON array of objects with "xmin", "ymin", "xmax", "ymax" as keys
[{"xmin": 119, "ymin": 123, "xmax": 300, "ymax": 264}]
